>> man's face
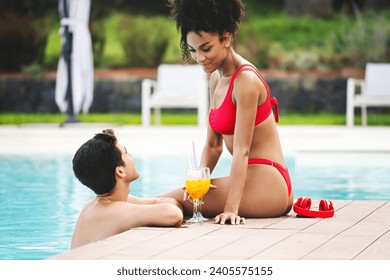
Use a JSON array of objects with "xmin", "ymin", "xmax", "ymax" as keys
[{"xmin": 117, "ymin": 143, "xmax": 139, "ymax": 181}]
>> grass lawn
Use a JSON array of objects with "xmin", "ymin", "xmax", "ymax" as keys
[{"xmin": 1, "ymin": 112, "xmax": 389, "ymax": 126}]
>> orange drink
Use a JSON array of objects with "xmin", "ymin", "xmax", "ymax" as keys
[
  {"xmin": 185, "ymin": 167, "xmax": 210, "ymax": 223},
  {"xmin": 185, "ymin": 178, "xmax": 210, "ymax": 200}
]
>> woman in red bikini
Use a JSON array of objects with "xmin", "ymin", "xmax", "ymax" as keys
[{"xmin": 162, "ymin": 0, "xmax": 294, "ymax": 224}]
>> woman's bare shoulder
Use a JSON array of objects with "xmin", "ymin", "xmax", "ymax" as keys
[{"xmin": 209, "ymin": 70, "xmax": 221, "ymax": 90}]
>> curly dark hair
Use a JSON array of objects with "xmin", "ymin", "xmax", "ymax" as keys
[
  {"xmin": 168, "ymin": 0, "xmax": 245, "ymax": 62},
  {"xmin": 72, "ymin": 129, "xmax": 125, "ymax": 195}
]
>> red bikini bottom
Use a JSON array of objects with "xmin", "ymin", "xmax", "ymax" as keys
[{"xmin": 248, "ymin": 158, "xmax": 292, "ymax": 196}]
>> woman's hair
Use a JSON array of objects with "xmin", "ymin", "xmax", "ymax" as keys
[
  {"xmin": 168, "ymin": 0, "xmax": 245, "ymax": 62},
  {"xmin": 72, "ymin": 129, "xmax": 125, "ymax": 195}
]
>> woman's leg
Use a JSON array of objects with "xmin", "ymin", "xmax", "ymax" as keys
[
  {"xmin": 158, "ymin": 178, "xmax": 229, "ymax": 218},
  {"xmin": 237, "ymin": 164, "xmax": 292, "ymax": 217},
  {"xmin": 201, "ymin": 164, "xmax": 292, "ymax": 218},
  {"xmin": 159, "ymin": 164, "xmax": 293, "ymax": 219}
]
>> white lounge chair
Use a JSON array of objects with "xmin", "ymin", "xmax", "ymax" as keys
[
  {"xmin": 346, "ymin": 63, "xmax": 390, "ymax": 127},
  {"xmin": 141, "ymin": 64, "xmax": 208, "ymax": 126}
]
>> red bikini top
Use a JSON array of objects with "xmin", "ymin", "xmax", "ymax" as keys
[{"xmin": 209, "ymin": 64, "xmax": 279, "ymax": 135}]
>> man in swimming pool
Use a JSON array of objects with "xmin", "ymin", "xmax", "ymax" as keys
[{"xmin": 70, "ymin": 129, "xmax": 183, "ymax": 249}]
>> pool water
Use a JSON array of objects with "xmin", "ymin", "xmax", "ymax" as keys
[{"xmin": 1, "ymin": 152, "xmax": 389, "ymax": 260}]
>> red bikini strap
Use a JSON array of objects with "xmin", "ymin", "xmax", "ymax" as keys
[
  {"xmin": 228, "ymin": 64, "xmax": 279, "ymax": 122},
  {"xmin": 271, "ymin": 97, "xmax": 279, "ymax": 123},
  {"xmin": 226, "ymin": 64, "xmax": 249, "ymax": 94},
  {"xmin": 235, "ymin": 64, "xmax": 272, "ymax": 94}
]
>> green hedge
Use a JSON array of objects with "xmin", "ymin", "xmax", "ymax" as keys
[
  {"xmin": 0, "ymin": 13, "xmax": 50, "ymax": 71},
  {"xmin": 40, "ymin": 10, "xmax": 390, "ymax": 71},
  {"xmin": 118, "ymin": 15, "xmax": 179, "ymax": 67}
]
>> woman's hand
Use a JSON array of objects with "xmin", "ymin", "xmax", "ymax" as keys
[
  {"xmin": 182, "ymin": 184, "xmax": 217, "ymax": 203},
  {"xmin": 214, "ymin": 211, "xmax": 246, "ymax": 225}
]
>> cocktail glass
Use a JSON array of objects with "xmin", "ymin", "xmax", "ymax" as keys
[{"xmin": 185, "ymin": 167, "xmax": 210, "ymax": 223}]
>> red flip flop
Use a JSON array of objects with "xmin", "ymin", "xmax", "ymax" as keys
[{"xmin": 293, "ymin": 196, "xmax": 334, "ymax": 218}]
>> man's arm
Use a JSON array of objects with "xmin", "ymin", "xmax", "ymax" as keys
[
  {"xmin": 127, "ymin": 195, "xmax": 156, "ymax": 204},
  {"xmin": 107, "ymin": 201, "xmax": 183, "ymax": 230},
  {"xmin": 127, "ymin": 195, "xmax": 183, "ymax": 212}
]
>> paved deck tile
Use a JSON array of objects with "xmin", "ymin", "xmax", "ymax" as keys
[{"xmin": 49, "ymin": 200, "xmax": 390, "ymax": 260}]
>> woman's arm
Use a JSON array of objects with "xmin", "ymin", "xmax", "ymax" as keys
[
  {"xmin": 200, "ymin": 125, "xmax": 223, "ymax": 173},
  {"xmin": 200, "ymin": 71, "xmax": 224, "ymax": 172}
]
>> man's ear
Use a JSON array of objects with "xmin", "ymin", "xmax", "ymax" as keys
[{"xmin": 115, "ymin": 166, "xmax": 126, "ymax": 177}]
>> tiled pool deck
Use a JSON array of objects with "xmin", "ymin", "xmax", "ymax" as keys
[{"xmin": 1, "ymin": 124, "xmax": 389, "ymax": 260}]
